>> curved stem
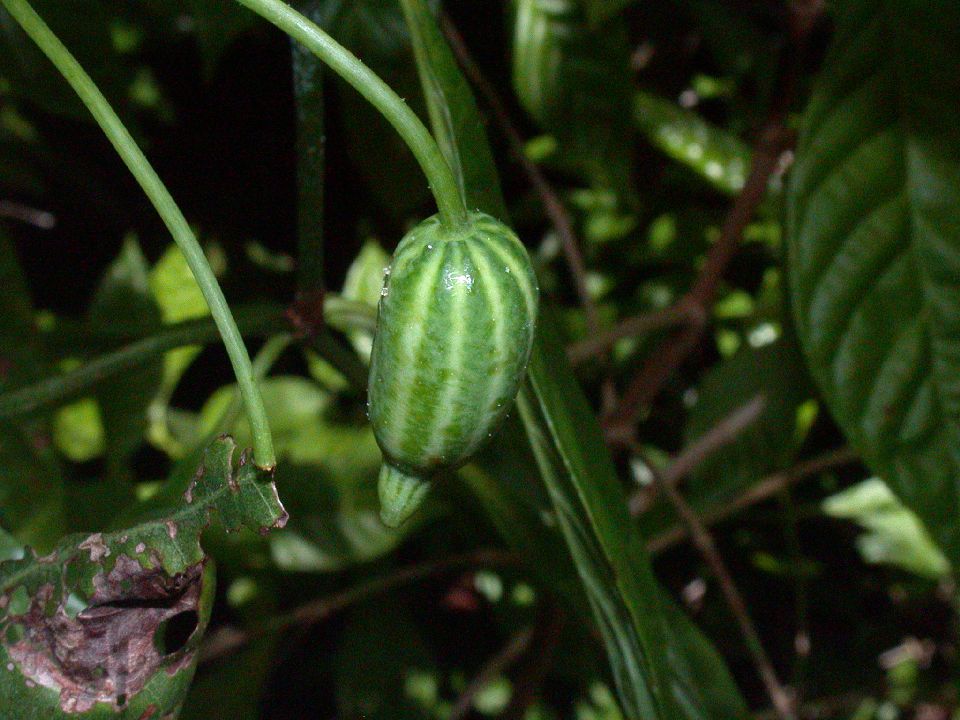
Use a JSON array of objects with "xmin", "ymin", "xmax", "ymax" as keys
[
  {"xmin": 235, "ymin": 0, "xmax": 469, "ymax": 231},
  {"xmin": 0, "ymin": 0, "xmax": 276, "ymax": 468},
  {"xmin": 202, "ymin": 334, "xmax": 293, "ymax": 451}
]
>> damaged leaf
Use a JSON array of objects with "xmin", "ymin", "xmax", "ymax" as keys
[{"xmin": 0, "ymin": 435, "xmax": 287, "ymax": 717}]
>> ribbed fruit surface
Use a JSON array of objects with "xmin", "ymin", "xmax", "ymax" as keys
[{"xmin": 368, "ymin": 212, "xmax": 539, "ymax": 524}]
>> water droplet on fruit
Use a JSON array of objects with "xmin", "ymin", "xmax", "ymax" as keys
[{"xmin": 443, "ymin": 270, "xmax": 474, "ymax": 291}]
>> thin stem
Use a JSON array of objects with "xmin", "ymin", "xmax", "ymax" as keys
[
  {"xmin": 603, "ymin": 0, "xmax": 824, "ymax": 440},
  {"xmin": 566, "ymin": 303, "xmax": 697, "ymax": 366},
  {"xmin": 646, "ymin": 447, "xmax": 858, "ymax": 553},
  {"xmin": 629, "ymin": 393, "xmax": 767, "ymax": 515},
  {"xmin": 0, "ymin": 294, "xmax": 375, "ymax": 421},
  {"xmin": 202, "ymin": 334, "xmax": 293, "ymax": 449},
  {"xmin": 0, "ymin": 0, "xmax": 277, "ymax": 468},
  {"xmin": 638, "ymin": 448, "xmax": 796, "ymax": 720},
  {"xmin": 449, "ymin": 627, "xmax": 535, "ymax": 720},
  {"xmin": 439, "ymin": 13, "xmax": 596, "ymax": 327},
  {"xmin": 235, "ymin": 0, "xmax": 469, "ymax": 231},
  {"xmin": 0, "ymin": 306, "xmax": 281, "ymax": 420}
]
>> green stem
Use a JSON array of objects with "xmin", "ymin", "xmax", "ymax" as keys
[
  {"xmin": 0, "ymin": 294, "xmax": 377, "ymax": 422},
  {"xmin": 0, "ymin": 0, "xmax": 277, "ymax": 468},
  {"xmin": 235, "ymin": 0, "xmax": 469, "ymax": 231},
  {"xmin": 0, "ymin": 307, "xmax": 283, "ymax": 421},
  {"xmin": 203, "ymin": 334, "xmax": 293, "ymax": 450}
]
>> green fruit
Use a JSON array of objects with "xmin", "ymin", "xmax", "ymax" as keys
[{"xmin": 368, "ymin": 212, "xmax": 539, "ymax": 526}]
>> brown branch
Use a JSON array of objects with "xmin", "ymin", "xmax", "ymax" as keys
[
  {"xmin": 199, "ymin": 549, "xmax": 519, "ymax": 664},
  {"xmin": 753, "ymin": 690, "xmax": 867, "ymax": 720},
  {"xmin": 440, "ymin": 12, "xmax": 624, "ymax": 412},
  {"xmin": 450, "ymin": 627, "xmax": 536, "ymax": 720},
  {"xmin": 0, "ymin": 199, "xmax": 56, "ymax": 229},
  {"xmin": 646, "ymin": 447, "xmax": 858, "ymax": 554},
  {"xmin": 638, "ymin": 448, "xmax": 796, "ymax": 720},
  {"xmin": 603, "ymin": 0, "xmax": 824, "ymax": 442},
  {"xmin": 603, "ymin": 123, "xmax": 791, "ymax": 440},
  {"xmin": 629, "ymin": 393, "xmax": 768, "ymax": 515},
  {"xmin": 566, "ymin": 301, "xmax": 697, "ymax": 366}
]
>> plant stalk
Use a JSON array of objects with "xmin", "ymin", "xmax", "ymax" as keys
[
  {"xmin": 235, "ymin": 0, "xmax": 469, "ymax": 231},
  {"xmin": 0, "ymin": 0, "xmax": 277, "ymax": 468}
]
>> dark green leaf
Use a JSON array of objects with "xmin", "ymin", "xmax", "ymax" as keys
[
  {"xmin": 271, "ymin": 458, "xmax": 421, "ymax": 573},
  {"xmin": 335, "ymin": 601, "xmax": 433, "ymax": 719},
  {"xmin": 512, "ymin": 0, "xmax": 634, "ymax": 196},
  {"xmin": 399, "ymin": 0, "xmax": 504, "ymax": 217},
  {"xmin": 521, "ymin": 322, "xmax": 748, "ymax": 718},
  {"xmin": 0, "ymin": 1, "xmax": 138, "ymax": 122},
  {"xmin": 181, "ymin": 573, "xmax": 279, "ymax": 719},
  {"xmin": 582, "ymin": 0, "xmax": 634, "ymax": 26},
  {"xmin": 786, "ymin": 0, "xmax": 960, "ymax": 559}
]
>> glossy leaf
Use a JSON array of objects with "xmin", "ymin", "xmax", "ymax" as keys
[
  {"xmin": 823, "ymin": 478, "xmax": 950, "ymax": 579},
  {"xmin": 786, "ymin": 0, "xmax": 960, "ymax": 559},
  {"xmin": 0, "ymin": 435, "xmax": 286, "ymax": 717},
  {"xmin": 634, "ymin": 91, "xmax": 752, "ymax": 196},
  {"xmin": 399, "ymin": 3, "xmax": 747, "ymax": 717},
  {"xmin": 341, "ymin": 239, "xmax": 390, "ymax": 358}
]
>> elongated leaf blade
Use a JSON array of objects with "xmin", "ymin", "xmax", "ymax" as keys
[
  {"xmin": 634, "ymin": 91, "xmax": 752, "ymax": 196},
  {"xmin": 787, "ymin": 0, "xmax": 960, "ymax": 559}
]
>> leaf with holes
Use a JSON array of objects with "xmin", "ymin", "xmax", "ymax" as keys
[
  {"xmin": 0, "ymin": 435, "xmax": 286, "ymax": 717},
  {"xmin": 786, "ymin": 0, "xmax": 960, "ymax": 559}
]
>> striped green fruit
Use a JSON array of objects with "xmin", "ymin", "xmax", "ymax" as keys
[{"xmin": 368, "ymin": 211, "xmax": 539, "ymax": 527}]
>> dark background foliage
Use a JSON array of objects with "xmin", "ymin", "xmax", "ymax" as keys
[{"xmin": 0, "ymin": 1, "xmax": 957, "ymax": 718}]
